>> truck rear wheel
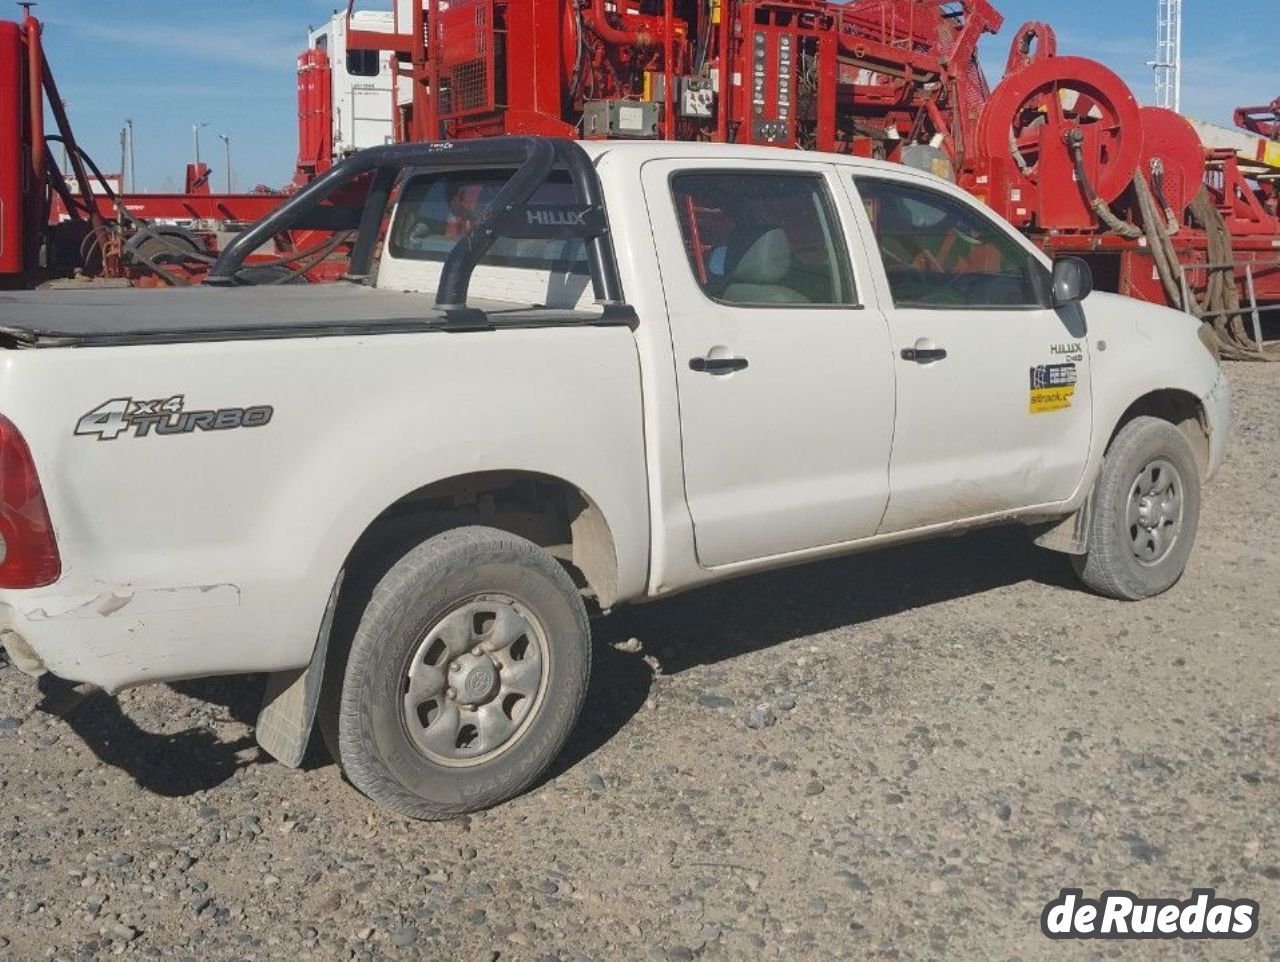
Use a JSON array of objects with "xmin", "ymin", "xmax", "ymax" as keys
[
  {"xmin": 1072, "ymin": 416, "xmax": 1202, "ymax": 600},
  {"xmin": 326, "ymin": 526, "xmax": 590, "ymax": 819}
]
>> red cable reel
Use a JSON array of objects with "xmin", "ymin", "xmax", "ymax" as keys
[
  {"xmin": 974, "ymin": 56, "xmax": 1143, "ymax": 230},
  {"xmin": 1138, "ymin": 105, "xmax": 1207, "ymax": 220}
]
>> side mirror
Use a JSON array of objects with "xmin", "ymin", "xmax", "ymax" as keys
[{"xmin": 1051, "ymin": 256, "xmax": 1093, "ymax": 308}]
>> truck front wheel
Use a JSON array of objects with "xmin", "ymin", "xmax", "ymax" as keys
[
  {"xmin": 325, "ymin": 526, "xmax": 591, "ymax": 819},
  {"xmin": 1072, "ymin": 416, "xmax": 1202, "ymax": 600}
]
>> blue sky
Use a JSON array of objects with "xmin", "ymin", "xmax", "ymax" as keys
[{"xmin": 30, "ymin": 1, "xmax": 1277, "ymax": 192}]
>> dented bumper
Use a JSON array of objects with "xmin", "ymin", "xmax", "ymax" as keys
[
  {"xmin": 0, "ymin": 577, "xmax": 306, "ymax": 694},
  {"xmin": 0, "ymin": 581, "xmax": 238, "ymax": 692}
]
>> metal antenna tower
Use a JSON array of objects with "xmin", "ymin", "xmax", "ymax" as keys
[{"xmin": 1152, "ymin": 0, "xmax": 1183, "ymax": 112}]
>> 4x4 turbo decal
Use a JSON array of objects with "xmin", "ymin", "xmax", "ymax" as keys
[{"xmin": 74, "ymin": 396, "xmax": 273, "ymax": 441}]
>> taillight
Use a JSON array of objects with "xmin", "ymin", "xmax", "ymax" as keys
[{"xmin": 0, "ymin": 415, "xmax": 60, "ymax": 588}]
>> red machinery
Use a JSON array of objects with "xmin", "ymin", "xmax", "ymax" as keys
[
  {"xmin": 334, "ymin": 0, "xmax": 1277, "ymax": 352},
  {"xmin": 1236, "ymin": 97, "xmax": 1280, "ymax": 142},
  {"xmin": 1, "ymin": 11, "xmax": 348, "ymax": 289},
  {"xmin": 5, "ymin": 1, "xmax": 1278, "ymax": 355},
  {"xmin": 295, "ymin": 46, "xmax": 335, "ymax": 187},
  {"xmin": 350, "ymin": 0, "xmax": 1005, "ymax": 156},
  {"xmin": 0, "ymin": 18, "xmax": 25, "ymax": 279}
]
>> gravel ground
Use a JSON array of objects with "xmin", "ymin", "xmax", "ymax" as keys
[{"xmin": 1, "ymin": 362, "xmax": 1277, "ymax": 962}]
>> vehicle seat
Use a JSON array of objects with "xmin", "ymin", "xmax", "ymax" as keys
[{"xmin": 721, "ymin": 229, "xmax": 810, "ymax": 304}]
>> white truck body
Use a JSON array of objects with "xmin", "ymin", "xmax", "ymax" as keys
[
  {"xmin": 307, "ymin": 10, "xmax": 399, "ymax": 158},
  {"xmin": 0, "ymin": 141, "xmax": 1229, "ymax": 701}
]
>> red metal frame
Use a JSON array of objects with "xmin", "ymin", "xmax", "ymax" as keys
[
  {"xmin": 54, "ymin": 192, "xmax": 290, "ymax": 225},
  {"xmin": 0, "ymin": 21, "xmax": 24, "ymax": 277},
  {"xmin": 1235, "ymin": 98, "xmax": 1280, "ymax": 141},
  {"xmin": 295, "ymin": 47, "xmax": 334, "ymax": 185}
]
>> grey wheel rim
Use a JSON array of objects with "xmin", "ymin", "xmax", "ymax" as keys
[
  {"xmin": 1124, "ymin": 457, "xmax": 1184, "ymax": 566},
  {"xmin": 401, "ymin": 595, "xmax": 550, "ymax": 768}
]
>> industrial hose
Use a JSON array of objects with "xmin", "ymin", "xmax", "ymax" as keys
[
  {"xmin": 1135, "ymin": 169, "xmax": 1274, "ymax": 359},
  {"xmin": 1148, "ymin": 160, "xmax": 1180, "ymax": 236},
  {"xmin": 45, "ymin": 136, "xmax": 334, "ymax": 288},
  {"xmin": 1133, "ymin": 171, "xmax": 1186, "ymax": 307},
  {"xmin": 260, "ymin": 230, "xmax": 355, "ymax": 285},
  {"xmin": 1068, "ymin": 135, "xmax": 1142, "ymax": 239},
  {"xmin": 45, "ymin": 137, "xmax": 214, "ymax": 285},
  {"xmin": 1187, "ymin": 188, "xmax": 1277, "ymax": 359}
]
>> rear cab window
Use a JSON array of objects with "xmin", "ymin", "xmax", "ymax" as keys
[
  {"xmin": 389, "ymin": 169, "xmax": 588, "ymax": 273},
  {"xmin": 382, "ymin": 168, "xmax": 593, "ymax": 306},
  {"xmin": 670, "ymin": 171, "xmax": 856, "ymax": 307}
]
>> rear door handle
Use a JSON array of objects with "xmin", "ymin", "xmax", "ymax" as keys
[{"xmin": 690, "ymin": 356, "xmax": 749, "ymax": 374}]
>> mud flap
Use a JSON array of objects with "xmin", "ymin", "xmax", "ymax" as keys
[
  {"xmin": 1033, "ymin": 493, "xmax": 1092, "ymax": 556},
  {"xmin": 255, "ymin": 572, "xmax": 343, "ymax": 768},
  {"xmin": 0, "ymin": 630, "xmax": 47, "ymax": 678}
]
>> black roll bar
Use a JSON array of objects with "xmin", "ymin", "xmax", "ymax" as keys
[
  {"xmin": 206, "ymin": 137, "xmax": 626, "ymax": 317},
  {"xmin": 434, "ymin": 138, "xmax": 557, "ymax": 309}
]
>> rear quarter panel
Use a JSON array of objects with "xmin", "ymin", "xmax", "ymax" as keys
[{"xmin": 0, "ymin": 326, "xmax": 647, "ymax": 691}]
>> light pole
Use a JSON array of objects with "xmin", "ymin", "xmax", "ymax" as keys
[
  {"xmin": 125, "ymin": 118, "xmax": 136, "ymax": 192},
  {"xmin": 192, "ymin": 121, "xmax": 209, "ymax": 168},
  {"xmin": 218, "ymin": 133, "xmax": 232, "ymax": 193}
]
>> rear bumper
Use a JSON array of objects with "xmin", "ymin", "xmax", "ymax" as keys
[
  {"xmin": 0, "ymin": 586, "xmax": 239, "ymax": 692},
  {"xmin": 0, "ymin": 576, "xmax": 314, "ymax": 694}
]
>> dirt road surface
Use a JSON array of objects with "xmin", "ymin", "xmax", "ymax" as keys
[{"xmin": 1, "ymin": 362, "xmax": 1276, "ymax": 961}]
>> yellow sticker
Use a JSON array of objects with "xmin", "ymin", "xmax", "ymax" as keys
[
  {"xmin": 1030, "ymin": 386, "xmax": 1075, "ymax": 414},
  {"xmin": 1029, "ymin": 363, "xmax": 1078, "ymax": 414}
]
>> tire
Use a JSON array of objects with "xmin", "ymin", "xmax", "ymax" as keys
[
  {"xmin": 324, "ymin": 525, "xmax": 590, "ymax": 819},
  {"xmin": 1072, "ymin": 416, "xmax": 1202, "ymax": 600}
]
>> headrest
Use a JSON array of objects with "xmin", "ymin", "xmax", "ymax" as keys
[
  {"xmin": 728, "ymin": 229, "xmax": 792, "ymax": 285},
  {"xmin": 877, "ymin": 196, "xmax": 918, "ymax": 233}
]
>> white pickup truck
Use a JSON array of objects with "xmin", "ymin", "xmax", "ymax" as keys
[{"xmin": 0, "ymin": 137, "xmax": 1229, "ymax": 818}]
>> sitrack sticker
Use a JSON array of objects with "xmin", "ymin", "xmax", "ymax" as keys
[
  {"xmin": 1041, "ymin": 888, "xmax": 1259, "ymax": 940},
  {"xmin": 74, "ymin": 396, "xmax": 273, "ymax": 441},
  {"xmin": 1029, "ymin": 363, "xmax": 1077, "ymax": 414}
]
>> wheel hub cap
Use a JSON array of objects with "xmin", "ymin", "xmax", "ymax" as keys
[
  {"xmin": 1125, "ymin": 458, "xmax": 1184, "ymax": 566},
  {"xmin": 452, "ymin": 653, "xmax": 499, "ymax": 707},
  {"xmin": 1136, "ymin": 496, "xmax": 1158, "ymax": 528},
  {"xmin": 401, "ymin": 596, "xmax": 549, "ymax": 767}
]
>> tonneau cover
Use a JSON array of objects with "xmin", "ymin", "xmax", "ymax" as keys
[{"xmin": 0, "ymin": 284, "xmax": 608, "ymax": 348}]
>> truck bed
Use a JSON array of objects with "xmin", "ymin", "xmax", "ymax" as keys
[{"xmin": 0, "ymin": 284, "xmax": 613, "ymax": 348}]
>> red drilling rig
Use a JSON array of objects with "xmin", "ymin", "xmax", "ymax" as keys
[
  {"xmin": 337, "ymin": 0, "xmax": 1277, "ymax": 350},
  {"xmin": 4, "ymin": 1, "xmax": 1278, "ymax": 352}
]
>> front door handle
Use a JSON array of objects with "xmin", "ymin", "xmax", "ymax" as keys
[
  {"xmin": 901, "ymin": 338, "xmax": 948, "ymax": 363},
  {"xmin": 690, "ymin": 355, "xmax": 749, "ymax": 374},
  {"xmin": 901, "ymin": 347, "xmax": 947, "ymax": 362}
]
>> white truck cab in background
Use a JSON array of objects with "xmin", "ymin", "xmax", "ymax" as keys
[{"xmin": 306, "ymin": 10, "xmax": 399, "ymax": 157}]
